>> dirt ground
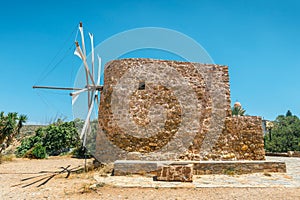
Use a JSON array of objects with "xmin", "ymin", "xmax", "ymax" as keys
[{"xmin": 0, "ymin": 156, "xmax": 299, "ymax": 200}]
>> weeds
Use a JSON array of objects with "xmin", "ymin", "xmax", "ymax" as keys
[
  {"xmin": 223, "ymin": 167, "xmax": 236, "ymax": 176},
  {"xmin": 0, "ymin": 154, "xmax": 15, "ymax": 163}
]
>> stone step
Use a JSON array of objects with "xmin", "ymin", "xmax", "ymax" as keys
[
  {"xmin": 156, "ymin": 164, "xmax": 193, "ymax": 182},
  {"xmin": 113, "ymin": 160, "xmax": 286, "ymax": 176}
]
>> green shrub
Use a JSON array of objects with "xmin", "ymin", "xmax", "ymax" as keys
[
  {"xmin": 16, "ymin": 120, "xmax": 81, "ymax": 158},
  {"xmin": 42, "ymin": 121, "xmax": 80, "ymax": 156},
  {"xmin": 16, "ymin": 137, "xmax": 34, "ymax": 157},
  {"xmin": 32, "ymin": 144, "xmax": 47, "ymax": 159},
  {"xmin": 72, "ymin": 145, "xmax": 92, "ymax": 159}
]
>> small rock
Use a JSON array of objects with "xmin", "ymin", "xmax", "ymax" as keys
[{"xmin": 241, "ymin": 145, "xmax": 248, "ymax": 151}]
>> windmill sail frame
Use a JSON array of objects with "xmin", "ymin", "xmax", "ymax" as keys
[{"xmin": 33, "ymin": 22, "xmax": 103, "ymax": 148}]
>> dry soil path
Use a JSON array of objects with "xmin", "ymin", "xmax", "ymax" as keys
[{"xmin": 0, "ymin": 156, "xmax": 299, "ymax": 199}]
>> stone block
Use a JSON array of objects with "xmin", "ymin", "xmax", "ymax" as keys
[
  {"xmin": 114, "ymin": 160, "xmax": 158, "ymax": 176},
  {"xmin": 156, "ymin": 164, "xmax": 193, "ymax": 182}
]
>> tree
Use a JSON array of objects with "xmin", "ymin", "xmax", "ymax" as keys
[
  {"xmin": 16, "ymin": 119, "xmax": 81, "ymax": 158},
  {"xmin": 43, "ymin": 120, "xmax": 80, "ymax": 156},
  {"xmin": 0, "ymin": 112, "xmax": 27, "ymax": 154},
  {"xmin": 231, "ymin": 102, "xmax": 246, "ymax": 116},
  {"xmin": 286, "ymin": 110, "xmax": 292, "ymax": 117},
  {"xmin": 265, "ymin": 111, "xmax": 300, "ymax": 152}
]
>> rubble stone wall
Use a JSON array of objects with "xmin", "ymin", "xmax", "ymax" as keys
[
  {"xmin": 95, "ymin": 58, "xmax": 265, "ymax": 162},
  {"xmin": 193, "ymin": 160, "xmax": 285, "ymax": 175}
]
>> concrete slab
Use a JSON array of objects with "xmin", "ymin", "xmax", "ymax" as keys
[{"xmin": 113, "ymin": 159, "xmax": 286, "ymax": 176}]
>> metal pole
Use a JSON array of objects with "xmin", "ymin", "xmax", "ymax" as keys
[{"xmin": 33, "ymin": 86, "xmax": 82, "ymax": 91}]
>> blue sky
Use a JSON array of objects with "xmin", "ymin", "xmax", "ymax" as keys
[{"xmin": 0, "ymin": 0, "xmax": 299, "ymax": 124}]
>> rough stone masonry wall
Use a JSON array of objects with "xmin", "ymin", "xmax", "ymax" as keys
[
  {"xmin": 95, "ymin": 58, "xmax": 265, "ymax": 162},
  {"xmin": 180, "ymin": 116, "xmax": 265, "ymax": 161},
  {"xmin": 220, "ymin": 116, "xmax": 265, "ymax": 160}
]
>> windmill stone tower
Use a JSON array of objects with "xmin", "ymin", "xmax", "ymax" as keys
[{"xmin": 95, "ymin": 58, "xmax": 266, "ymax": 162}]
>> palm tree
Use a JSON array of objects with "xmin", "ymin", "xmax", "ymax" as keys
[
  {"xmin": 232, "ymin": 102, "xmax": 246, "ymax": 116},
  {"xmin": 0, "ymin": 112, "xmax": 27, "ymax": 154}
]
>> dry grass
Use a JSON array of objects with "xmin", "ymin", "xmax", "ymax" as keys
[{"xmin": 0, "ymin": 154, "xmax": 15, "ymax": 163}]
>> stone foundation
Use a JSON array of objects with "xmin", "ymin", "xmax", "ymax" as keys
[
  {"xmin": 113, "ymin": 160, "xmax": 286, "ymax": 176},
  {"xmin": 193, "ymin": 161, "xmax": 286, "ymax": 175}
]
